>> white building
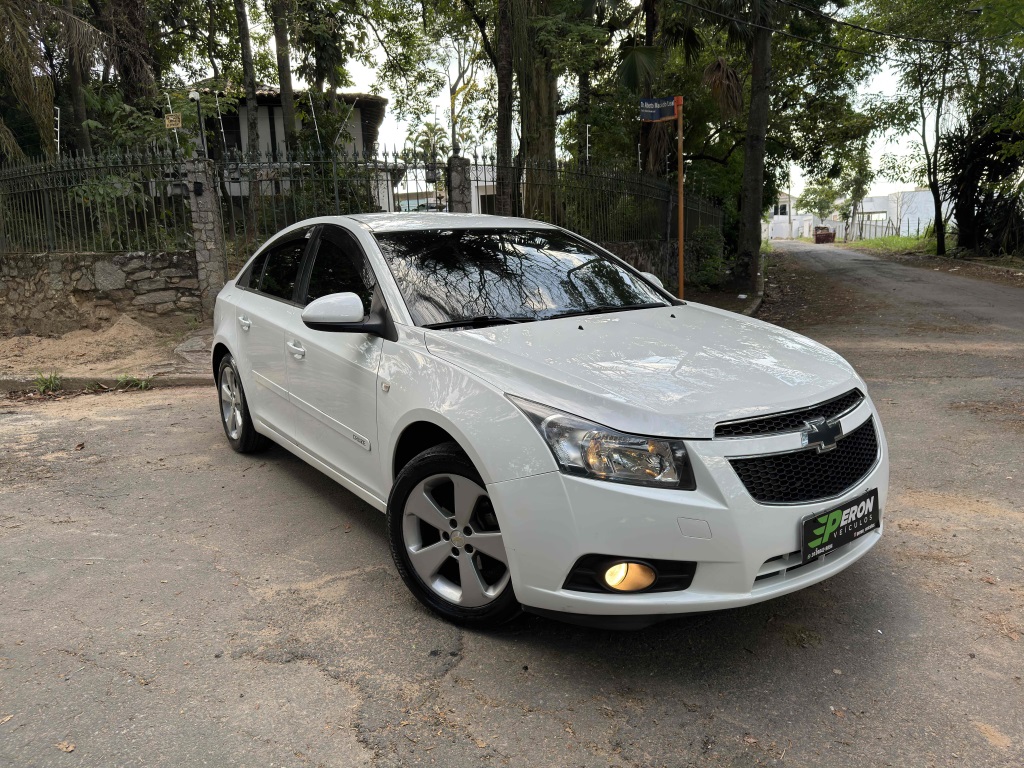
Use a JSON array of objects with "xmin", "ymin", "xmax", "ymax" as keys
[{"xmin": 766, "ymin": 188, "xmax": 949, "ymax": 240}]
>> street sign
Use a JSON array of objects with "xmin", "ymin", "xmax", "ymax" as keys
[
  {"xmin": 164, "ymin": 113, "xmax": 182, "ymax": 129},
  {"xmin": 640, "ymin": 97, "xmax": 678, "ymax": 123}
]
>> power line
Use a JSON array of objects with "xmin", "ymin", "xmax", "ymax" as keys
[
  {"xmin": 778, "ymin": 0, "xmax": 1016, "ymax": 46},
  {"xmin": 778, "ymin": 0, "xmax": 960, "ymax": 45},
  {"xmin": 670, "ymin": 0, "xmax": 893, "ymax": 61}
]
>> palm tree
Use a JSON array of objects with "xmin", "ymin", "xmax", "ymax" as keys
[{"xmin": 0, "ymin": 0, "xmax": 99, "ymax": 158}]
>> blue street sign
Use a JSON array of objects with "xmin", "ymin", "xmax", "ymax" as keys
[{"xmin": 640, "ymin": 97, "xmax": 678, "ymax": 122}]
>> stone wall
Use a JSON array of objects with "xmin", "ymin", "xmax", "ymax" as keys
[{"xmin": 0, "ymin": 251, "xmax": 203, "ymax": 334}]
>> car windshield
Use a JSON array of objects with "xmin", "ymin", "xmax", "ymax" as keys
[{"xmin": 373, "ymin": 228, "xmax": 667, "ymax": 327}]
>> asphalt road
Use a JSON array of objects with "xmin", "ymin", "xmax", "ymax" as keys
[{"xmin": 1, "ymin": 241, "xmax": 1022, "ymax": 767}]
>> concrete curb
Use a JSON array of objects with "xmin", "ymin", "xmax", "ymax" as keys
[
  {"xmin": 742, "ymin": 251, "xmax": 767, "ymax": 317},
  {"xmin": 1, "ymin": 373, "xmax": 213, "ymax": 394}
]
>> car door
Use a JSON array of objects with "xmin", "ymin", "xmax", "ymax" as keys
[
  {"xmin": 232, "ymin": 229, "xmax": 313, "ymax": 440},
  {"xmin": 286, "ymin": 225, "xmax": 385, "ymax": 499}
]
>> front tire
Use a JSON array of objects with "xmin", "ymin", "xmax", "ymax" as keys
[
  {"xmin": 388, "ymin": 443, "xmax": 520, "ymax": 628},
  {"xmin": 217, "ymin": 353, "xmax": 268, "ymax": 454}
]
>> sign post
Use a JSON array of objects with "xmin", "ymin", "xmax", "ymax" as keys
[{"xmin": 640, "ymin": 96, "xmax": 685, "ymax": 299}]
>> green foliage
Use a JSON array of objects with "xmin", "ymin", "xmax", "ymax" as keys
[
  {"xmin": 845, "ymin": 235, "xmax": 938, "ymax": 255},
  {"xmin": 115, "ymin": 374, "xmax": 153, "ymax": 390},
  {"xmin": 34, "ymin": 371, "xmax": 63, "ymax": 394},
  {"xmin": 798, "ymin": 182, "xmax": 842, "ymax": 222},
  {"xmin": 688, "ymin": 226, "xmax": 729, "ymax": 289}
]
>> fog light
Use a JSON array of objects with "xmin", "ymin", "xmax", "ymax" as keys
[{"xmin": 602, "ymin": 562, "xmax": 656, "ymax": 592}]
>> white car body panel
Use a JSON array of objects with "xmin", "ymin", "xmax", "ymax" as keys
[
  {"xmin": 424, "ymin": 303, "xmax": 860, "ymax": 439},
  {"xmin": 213, "ymin": 213, "xmax": 889, "ymax": 620}
]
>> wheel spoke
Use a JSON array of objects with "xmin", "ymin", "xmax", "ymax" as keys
[
  {"xmin": 232, "ymin": 407, "xmax": 243, "ymax": 434},
  {"xmin": 469, "ymin": 531, "xmax": 506, "ymax": 563},
  {"xmin": 408, "ymin": 540, "xmax": 452, "ymax": 582},
  {"xmin": 406, "ymin": 483, "xmax": 452, "ymax": 532},
  {"xmin": 451, "ymin": 475, "xmax": 484, "ymax": 527},
  {"xmin": 220, "ymin": 382, "xmax": 233, "ymax": 403},
  {"xmin": 458, "ymin": 554, "xmax": 491, "ymax": 607}
]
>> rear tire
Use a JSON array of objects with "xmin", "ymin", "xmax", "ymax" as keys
[
  {"xmin": 388, "ymin": 442, "xmax": 520, "ymax": 628},
  {"xmin": 217, "ymin": 353, "xmax": 269, "ymax": 454}
]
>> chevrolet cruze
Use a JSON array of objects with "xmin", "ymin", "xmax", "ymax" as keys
[{"xmin": 212, "ymin": 214, "xmax": 887, "ymax": 628}]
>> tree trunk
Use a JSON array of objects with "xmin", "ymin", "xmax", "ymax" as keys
[
  {"xmin": 494, "ymin": 0, "xmax": 514, "ymax": 216},
  {"xmin": 268, "ymin": 0, "xmax": 297, "ymax": 152},
  {"xmin": 930, "ymin": 180, "xmax": 945, "ymax": 254},
  {"xmin": 737, "ymin": 25, "xmax": 772, "ymax": 289},
  {"xmin": 522, "ymin": 57, "xmax": 558, "ymax": 220},
  {"xmin": 65, "ymin": 0, "xmax": 91, "ymax": 155},
  {"xmin": 233, "ymin": 0, "xmax": 260, "ymax": 156}
]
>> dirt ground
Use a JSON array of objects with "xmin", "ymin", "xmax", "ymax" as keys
[
  {"xmin": 0, "ymin": 315, "xmax": 211, "ymax": 383},
  {"xmin": 1, "ymin": 241, "xmax": 1022, "ymax": 767}
]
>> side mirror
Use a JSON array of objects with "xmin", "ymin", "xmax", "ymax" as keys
[
  {"xmin": 640, "ymin": 271, "xmax": 664, "ymax": 290},
  {"xmin": 301, "ymin": 292, "xmax": 365, "ymax": 327},
  {"xmin": 301, "ymin": 290, "xmax": 398, "ymax": 341}
]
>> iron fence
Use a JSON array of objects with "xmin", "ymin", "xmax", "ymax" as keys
[
  {"xmin": 0, "ymin": 148, "xmax": 725, "ymax": 272},
  {"xmin": 0, "ymin": 150, "xmax": 193, "ymax": 255},
  {"xmin": 217, "ymin": 150, "xmax": 725, "ymax": 270}
]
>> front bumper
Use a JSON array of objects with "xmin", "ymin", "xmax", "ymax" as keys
[{"xmin": 488, "ymin": 401, "xmax": 888, "ymax": 617}]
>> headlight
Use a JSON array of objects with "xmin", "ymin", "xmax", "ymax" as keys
[{"xmin": 508, "ymin": 396, "xmax": 696, "ymax": 490}]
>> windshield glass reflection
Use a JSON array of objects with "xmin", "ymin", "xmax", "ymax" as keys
[{"xmin": 373, "ymin": 228, "xmax": 666, "ymax": 326}]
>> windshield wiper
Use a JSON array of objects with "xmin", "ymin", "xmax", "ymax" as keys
[
  {"xmin": 421, "ymin": 315, "xmax": 534, "ymax": 330},
  {"xmin": 547, "ymin": 302, "xmax": 667, "ymax": 320}
]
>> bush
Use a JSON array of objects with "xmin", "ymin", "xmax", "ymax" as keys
[{"xmin": 688, "ymin": 227, "xmax": 728, "ymax": 289}]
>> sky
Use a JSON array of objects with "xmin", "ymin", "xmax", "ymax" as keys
[{"xmin": 348, "ymin": 55, "xmax": 919, "ymax": 201}]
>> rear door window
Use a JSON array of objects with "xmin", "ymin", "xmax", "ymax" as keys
[{"xmin": 257, "ymin": 237, "xmax": 309, "ymax": 302}]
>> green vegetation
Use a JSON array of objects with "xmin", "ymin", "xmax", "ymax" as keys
[
  {"xmin": 843, "ymin": 236, "xmax": 939, "ymax": 255},
  {"xmin": 33, "ymin": 371, "xmax": 63, "ymax": 394},
  {"xmin": 115, "ymin": 374, "xmax": 154, "ymax": 391}
]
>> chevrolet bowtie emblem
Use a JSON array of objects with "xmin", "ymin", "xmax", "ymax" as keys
[{"xmin": 802, "ymin": 417, "xmax": 844, "ymax": 453}]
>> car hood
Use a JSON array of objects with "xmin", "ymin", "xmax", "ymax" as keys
[{"xmin": 423, "ymin": 303, "xmax": 862, "ymax": 438}]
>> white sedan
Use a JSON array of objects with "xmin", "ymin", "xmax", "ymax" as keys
[{"xmin": 213, "ymin": 214, "xmax": 887, "ymax": 629}]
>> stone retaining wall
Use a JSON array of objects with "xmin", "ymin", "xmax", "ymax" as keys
[{"xmin": 0, "ymin": 251, "xmax": 202, "ymax": 334}]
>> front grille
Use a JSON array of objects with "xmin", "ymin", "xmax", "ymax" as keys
[
  {"xmin": 715, "ymin": 389, "xmax": 863, "ymax": 438},
  {"xmin": 729, "ymin": 418, "xmax": 879, "ymax": 504}
]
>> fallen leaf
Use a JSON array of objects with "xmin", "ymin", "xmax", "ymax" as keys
[
  {"xmin": 474, "ymin": 738, "xmax": 488, "ymax": 748},
  {"xmin": 56, "ymin": 741, "xmax": 75, "ymax": 753},
  {"xmin": 0, "ymin": 714, "xmax": 12, "ymax": 725},
  {"xmin": 982, "ymin": 576, "xmax": 997, "ymax": 585},
  {"xmin": 75, "ymin": 443, "xmax": 85, "ymax": 451},
  {"xmin": 743, "ymin": 735, "xmax": 758, "ymax": 744}
]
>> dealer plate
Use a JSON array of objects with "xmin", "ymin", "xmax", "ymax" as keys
[{"xmin": 800, "ymin": 488, "xmax": 880, "ymax": 564}]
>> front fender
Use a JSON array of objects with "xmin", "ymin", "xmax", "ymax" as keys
[{"xmin": 377, "ymin": 328, "xmax": 558, "ymax": 487}]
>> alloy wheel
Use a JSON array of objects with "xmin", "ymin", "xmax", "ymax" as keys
[
  {"xmin": 219, "ymin": 365, "xmax": 244, "ymax": 441},
  {"xmin": 402, "ymin": 473, "xmax": 509, "ymax": 608}
]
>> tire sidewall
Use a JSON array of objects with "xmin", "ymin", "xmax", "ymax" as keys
[{"xmin": 387, "ymin": 444, "xmax": 520, "ymax": 627}]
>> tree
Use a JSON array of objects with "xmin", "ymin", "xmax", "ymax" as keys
[
  {"xmin": 0, "ymin": 0, "xmax": 100, "ymax": 157},
  {"xmin": 267, "ymin": 0, "xmax": 297, "ymax": 149},
  {"xmin": 232, "ymin": 0, "xmax": 260, "ymax": 155},
  {"xmin": 798, "ymin": 181, "xmax": 842, "ymax": 222}
]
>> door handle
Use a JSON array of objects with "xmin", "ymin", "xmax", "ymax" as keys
[
  {"xmin": 238, "ymin": 315, "xmax": 252, "ymax": 331},
  {"xmin": 286, "ymin": 340, "xmax": 306, "ymax": 359}
]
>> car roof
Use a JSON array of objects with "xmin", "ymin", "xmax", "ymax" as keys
[{"xmin": 339, "ymin": 213, "xmax": 558, "ymax": 233}]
